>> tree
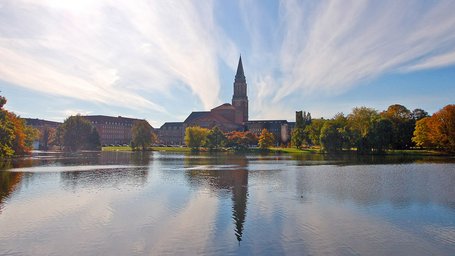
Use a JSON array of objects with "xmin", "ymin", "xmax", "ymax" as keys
[
  {"xmin": 184, "ymin": 126, "xmax": 209, "ymax": 151},
  {"xmin": 381, "ymin": 104, "xmax": 414, "ymax": 149},
  {"xmin": 368, "ymin": 118, "xmax": 393, "ymax": 152},
  {"xmin": 411, "ymin": 105, "xmax": 454, "ymax": 152},
  {"xmin": 305, "ymin": 119, "xmax": 325, "ymax": 146},
  {"xmin": 412, "ymin": 108, "xmax": 429, "ymax": 121},
  {"xmin": 7, "ymin": 112, "xmax": 38, "ymax": 155},
  {"xmin": 0, "ymin": 95, "xmax": 39, "ymax": 157},
  {"xmin": 40, "ymin": 127, "xmax": 56, "ymax": 150},
  {"xmin": 87, "ymin": 127, "xmax": 101, "ymax": 150},
  {"xmin": 292, "ymin": 110, "xmax": 312, "ymax": 148},
  {"xmin": 319, "ymin": 121, "xmax": 343, "ymax": 153},
  {"xmin": 429, "ymin": 105, "xmax": 455, "ymax": 152},
  {"xmin": 258, "ymin": 128, "xmax": 275, "ymax": 150},
  {"xmin": 61, "ymin": 115, "xmax": 98, "ymax": 151},
  {"xmin": 347, "ymin": 107, "xmax": 379, "ymax": 152},
  {"xmin": 0, "ymin": 96, "xmax": 15, "ymax": 157},
  {"xmin": 131, "ymin": 120, "xmax": 153, "ymax": 151},
  {"xmin": 412, "ymin": 117, "xmax": 433, "ymax": 148},
  {"xmin": 291, "ymin": 128, "xmax": 306, "ymax": 148},
  {"xmin": 226, "ymin": 131, "xmax": 257, "ymax": 151},
  {"xmin": 205, "ymin": 126, "xmax": 227, "ymax": 151}
]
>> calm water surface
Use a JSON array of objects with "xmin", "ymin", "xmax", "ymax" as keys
[{"xmin": 1, "ymin": 151, "xmax": 455, "ymax": 255}]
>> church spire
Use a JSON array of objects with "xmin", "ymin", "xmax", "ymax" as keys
[
  {"xmin": 235, "ymin": 55, "xmax": 245, "ymax": 82},
  {"xmin": 232, "ymin": 54, "xmax": 248, "ymax": 124}
]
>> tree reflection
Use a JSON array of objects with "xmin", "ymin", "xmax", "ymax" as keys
[
  {"xmin": 60, "ymin": 152, "xmax": 152, "ymax": 190},
  {"xmin": 0, "ymin": 170, "xmax": 23, "ymax": 214},
  {"xmin": 185, "ymin": 153, "xmax": 249, "ymax": 242}
]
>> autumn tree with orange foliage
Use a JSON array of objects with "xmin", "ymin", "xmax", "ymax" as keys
[
  {"xmin": 226, "ymin": 131, "xmax": 258, "ymax": 150},
  {"xmin": 0, "ymin": 95, "xmax": 39, "ymax": 157},
  {"xmin": 412, "ymin": 104, "xmax": 455, "ymax": 152}
]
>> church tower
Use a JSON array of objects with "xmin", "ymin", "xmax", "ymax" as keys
[{"xmin": 232, "ymin": 55, "xmax": 248, "ymax": 124}]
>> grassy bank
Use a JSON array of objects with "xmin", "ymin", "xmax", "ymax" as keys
[
  {"xmin": 102, "ymin": 146, "xmax": 191, "ymax": 152},
  {"xmin": 102, "ymin": 146, "xmax": 451, "ymax": 156}
]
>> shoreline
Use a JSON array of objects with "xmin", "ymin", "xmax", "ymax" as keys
[{"xmin": 101, "ymin": 146, "xmax": 453, "ymax": 157}]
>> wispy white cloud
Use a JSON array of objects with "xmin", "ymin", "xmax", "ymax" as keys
[
  {"xmin": 0, "ymin": 0, "xmax": 237, "ymax": 114},
  {"xmin": 244, "ymin": 0, "xmax": 455, "ymax": 118},
  {"xmin": 275, "ymin": 0, "xmax": 455, "ymax": 99},
  {"xmin": 1, "ymin": 0, "xmax": 454, "ymax": 123}
]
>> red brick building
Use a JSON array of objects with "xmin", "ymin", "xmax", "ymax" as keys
[
  {"xmin": 83, "ymin": 115, "xmax": 153, "ymax": 146},
  {"xmin": 158, "ymin": 56, "xmax": 291, "ymax": 145}
]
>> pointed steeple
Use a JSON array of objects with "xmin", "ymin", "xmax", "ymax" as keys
[{"xmin": 235, "ymin": 55, "xmax": 245, "ymax": 82}]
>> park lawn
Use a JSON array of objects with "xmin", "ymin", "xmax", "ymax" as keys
[
  {"xmin": 384, "ymin": 149, "xmax": 450, "ymax": 156},
  {"xmin": 102, "ymin": 146, "xmax": 192, "ymax": 152},
  {"xmin": 102, "ymin": 146, "xmax": 131, "ymax": 151},
  {"xmin": 151, "ymin": 146, "xmax": 191, "ymax": 152},
  {"xmin": 269, "ymin": 147, "xmax": 320, "ymax": 154}
]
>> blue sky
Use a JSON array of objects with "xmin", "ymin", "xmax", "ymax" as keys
[{"xmin": 1, "ymin": 0, "xmax": 454, "ymax": 127}]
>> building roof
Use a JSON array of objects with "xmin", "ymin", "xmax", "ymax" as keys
[
  {"xmin": 183, "ymin": 111, "xmax": 210, "ymax": 123},
  {"xmin": 160, "ymin": 122, "xmax": 183, "ymax": 129},
  {"xmin": 83, "ymin": 115, "xmax": 152, "ymax": 128},
  {"xmin": 84, "ymin": 115, "xmax": 142, "ymax": 123},
  {"xmin": 235, "ymin": 55, "xmax": 246, "ymax": 82},
  {"xmin": 246, "ymin": 120, "xmax": 288, "ymax": 124},
  {"xmin": 24, "ymin": 118, "xmax": 61, "ymax": 127},
  {"xmin": 211, "ymin": 103, "xmax": 235, "ymax": 111}
]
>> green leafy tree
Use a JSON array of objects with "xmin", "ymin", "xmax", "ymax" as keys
[
  {"xmin": 24, "ymin": 124, "xmax": 40, "ymax": 150},
  {"xmin": 184, "ymin": 126, "xmax": 209, "ymax": 151},
  {"xmin": 206, "ymin": 126, "xmax": 227, "ymax": 151},
  {"xmin": 87, "ymin": 127, "xmax": 101, "ymax": 150},
  {"xmin": 258, "ymin": 128, "xmax": 275, "ymax": 149},
  {"xmin": 291, "ymin": 128, "xmax": 306, "ymax": 148},
  {"xmin": 304, "ymin": 119, "xmax": 325, "ymax": 146},
  {"xmin": 292, "ymin": 110, "xmax": 312, "ymax": 148},
  {"xmin": 381, "ymin": 104, "xmax": 414, "ymax": 149},
  {"xmin": 368, "ymin": 118, "xmax": 393, "ymax": 152},
  {"xmin": 319, "ymin": 121, "xmax": 343, "ymax": 153},
  {"xmin": 131, "ymin": 120, "xmax": 153, "ymax": 151},
  {"xmin": 347, "ymin": 107, "xmax": 379, "ymax": 153},
  {"xmin": 61, "ymin": 115, "xmax": 98, "ymax": 151},
  {"xmin": 412, "ymin": 108, "xmax": 429, "ymax": 121}
]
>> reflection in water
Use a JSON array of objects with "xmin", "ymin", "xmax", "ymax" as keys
[
  {"xmin": 0, "ymin": 151, "xmax": 455, "ymax": 255},
  {"xmin": 60, "ymin": 152, "xmax": 151, "ymax": 190},
  {"xmin": 185, "ymin": 154, "xmax": 249, "ymax": 242},
  {"xmin": 0, "ymin": 171, "xmax": 23, "ymax": 213}
]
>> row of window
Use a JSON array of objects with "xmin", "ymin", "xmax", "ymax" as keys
[{"xmin": 92, "ymin": 121, "xmax": 133, "ymax": 127}]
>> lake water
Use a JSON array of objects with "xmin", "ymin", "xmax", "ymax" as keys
[{"xmin": 1, "ymin": 151, "xmax": 455, "ymax": 255}]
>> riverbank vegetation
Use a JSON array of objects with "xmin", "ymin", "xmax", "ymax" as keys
[
  {"xmin": 291, "ymin": 104, "xmax": 454, "ymax": 154},
  {"xmin": 58, "ymin": 115, "xmax": 101, "ymax": 151},
  {"xmin": 0, "ymin": 95, "xmax": 39, "ymax": 157}
]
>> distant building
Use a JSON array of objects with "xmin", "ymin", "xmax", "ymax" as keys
[
  {"xmin": 24, "ymin": 118, "xmax": 61, "ymax": 130},
  {"xmin": 83, "ymin": 115, "xmax": 152, "ymax": 146},
  {"xmin": 158, "ymin": 122, "xmax": 184, "ymax": 145},
  {"xmin": 158, "ymin": 55, "xmax": 292, "ymax": 145},
  {"xmin": 246, "ymin": 120, "xmax": 291, "ymax": 145}
]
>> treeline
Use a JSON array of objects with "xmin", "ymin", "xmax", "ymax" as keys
[
  {"xmin": 0, "ymin": 95, "xmax": 39, "ymax": 157},
  {"xmin": 184, "ymin": 126, "xmax": 275, "ymax": 151},
  {"xmin": 292, "ymin": 104, "xmax": 454, "ymax": 153}
]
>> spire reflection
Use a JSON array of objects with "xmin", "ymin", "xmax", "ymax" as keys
[{"xmin": 185, "ymin": 153, "xmax": 248, "ymax": 242}]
